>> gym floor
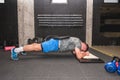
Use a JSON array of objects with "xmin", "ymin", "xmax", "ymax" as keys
[
  {"xmin": 0, "ymin": 48, "xmax": 120, "ymax": 80},
  {"xmin": 93, "ymin": 46, "xmax": 120, "ymax": 57}
]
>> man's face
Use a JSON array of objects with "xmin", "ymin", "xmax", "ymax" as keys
[{"xmin": 81, "ymin": 43, "xmax": 87, "ymax": 52}]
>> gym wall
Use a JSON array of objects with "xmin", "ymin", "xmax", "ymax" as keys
[
  {"xmin": 0, "ymin": 0, "xmax": 18, "ymax": 48},
  {"xmin": 93, "ymin": 0, "xmax": 120, "ymax": 45},
  {"xmin": 1, "ymin": 0, "xmax": 119, "ymax": 47},
  {"xmin": 34, "ymin": 0, "xmax": 86, "ymax": 41}
]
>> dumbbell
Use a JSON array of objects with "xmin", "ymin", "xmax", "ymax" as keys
[
  {"xmin": 117, "ymin": 62, "xmax": 120, "ymax": 75},
  {"xmin": 104, "ymin": 56, "xmax": 120, "ymax": 75},
  {"xmin": 32, "ymin": 37, "xmax": 43, "ymax": 43},
  {"xmin": 27, "ymin": 38, "xmax": 33, "ymax": 44},
  {"xmin": 27, "ymin": 37, "xmax": 43, "ymax": 44}
]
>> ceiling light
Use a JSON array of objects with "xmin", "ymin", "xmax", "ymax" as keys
[{"xmin": 52, "ymin": 0, "xmax": 68, "ymax": 4}]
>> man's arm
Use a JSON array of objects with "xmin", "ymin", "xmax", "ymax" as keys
[{"xmin": 74, "ymin": 47, "xmax": 89, "ymax": 60}]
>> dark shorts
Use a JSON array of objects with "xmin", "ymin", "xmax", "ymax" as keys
[{"xmin": 41, "ymin": 39, "xmax": 59, "ymax": 53}]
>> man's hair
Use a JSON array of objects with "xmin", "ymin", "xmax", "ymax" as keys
[{"xmin": 84, "ymin": 43, "xmax": 89, "ymax": 52}]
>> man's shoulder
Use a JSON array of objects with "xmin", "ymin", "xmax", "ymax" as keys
[{"xmin": 70, "ymin": 37, "xmax": 80, "ymax": 39}]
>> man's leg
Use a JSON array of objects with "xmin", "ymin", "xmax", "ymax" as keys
[
  {"xmin": 11, "ymin": 43, "xmax": 42, "ymax": 60},
  {"xmin": 23, "ymin": 43, "xmax": 42, "ymax": 51}
]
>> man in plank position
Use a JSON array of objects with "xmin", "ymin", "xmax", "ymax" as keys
[{"xmin": 11, "ymin": 36, "xmax": 89, "ymax": 60}]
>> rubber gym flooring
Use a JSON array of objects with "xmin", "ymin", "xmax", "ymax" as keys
[{"xmin": 0, "ymin": 48, "xmax": 119, "ymax": 80}]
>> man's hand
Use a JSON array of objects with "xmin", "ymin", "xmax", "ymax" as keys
[{"xmin": 80, "ymin": 51, "xmax": 90, "ymax": 58}]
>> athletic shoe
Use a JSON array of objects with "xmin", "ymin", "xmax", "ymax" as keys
[
  {"xmin": 11, "ymin": 48, "xmax": 19, "ymax": 60},
  {"xmin": 21, "ymin": 51, "xmax": 27, "ymax": 56}
]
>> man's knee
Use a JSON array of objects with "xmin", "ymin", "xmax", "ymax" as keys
[{"xmin": 32, "ymin": 43, "xmax": 41, "ymax": 51}]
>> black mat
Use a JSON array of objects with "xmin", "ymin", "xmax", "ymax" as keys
[
  {"xmin": 79, "ymin": 49, "xmax": 105, "ymax": 63},
  {"xmin": 79, "ymin": 58, "xmax": 104, "ymax": 63},
  {"xmin": 0, "ymin": 48, "xmax": 120, "ymax": 80}
]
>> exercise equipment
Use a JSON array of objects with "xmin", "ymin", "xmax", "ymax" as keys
[
  {"xmin": 27, "ymin": 38, "xmax": 33, "ymax": 44},
  {"xmin": 44, "ymin": 35, "xmax": 70, "ymax": 41},
  {"xmin": 117, "ymin": 63, "xmax": 120, "ymax": 75},
  {"xmin": 104, "ymin": 56, "xmax": 120, "ymax": 75},
  {"xmin": 4, "ymin": 46, "xmax": 15, "ymax": 51},
  {"xmin": 79, "ymin": 53, "xmax": 104, "ymax": 63},
  {"xmin": 27, "ymin": 37, "xmax": 43, "ymax": 44},
  {"xmin": 32, "ymin": 37, "xmax": 43, "ymax": 43},
  {"xmin": 27, "ymin": 35, "xmax": 69, "ymax": 44}
]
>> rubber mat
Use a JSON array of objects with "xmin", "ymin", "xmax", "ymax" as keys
[
  {"xmin": 79, "ymin": 53, "xmax": 104, "ymax": 63},
  {"xmin": 0, "ymin": 48, "xmax": 119, "ymax": 80}
]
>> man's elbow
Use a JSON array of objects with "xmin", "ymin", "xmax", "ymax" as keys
[{"xmin": 76, "ymin": 56, "xmax": 82, "ymax": 60}]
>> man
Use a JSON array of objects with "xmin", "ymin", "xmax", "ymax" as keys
[{"xmin": 11, "ymin": 36, "xmax": 89, "ymax": 60}]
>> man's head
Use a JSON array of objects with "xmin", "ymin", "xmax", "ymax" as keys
[{"xmin": 81, "ymin": 42, "xmax": 89, "ymax": 52}]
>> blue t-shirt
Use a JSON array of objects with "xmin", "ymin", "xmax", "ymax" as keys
[{"xmin": 41, "ymin": 39, "xmax": 59, "ymax": 53}]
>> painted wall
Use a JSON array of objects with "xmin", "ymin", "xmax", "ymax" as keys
[
  {"xmin": 0, "ymin": 0, "xmax": 18, "ymax": 47},
  {"xmin": 17, "ymin": 0, "xmax": 35, "ymax": 46},
  {"xmin": 0, "ymin": 0, "xmax": 93, "ymax": 47},
  {"xmin": 2, "ymin": 0, "xmax": 115, "ymax": 46},
  {"xmin": 34, "ymin": 0, "xmax": 86, "ymax": 41},
  {"xmin": 93, "ymin": 0, "xmax": 120, "ymax": 45}
]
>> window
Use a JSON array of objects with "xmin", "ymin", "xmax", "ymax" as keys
[
  {"xmin": 104, "ymin": 0, "xmax": 118, "ymax": 3},
  {"xmin": 0, "ymin": 0, "xmax": 4, "ymax": 3},
  {"xmin": 51, "ymin": 0, "xmax": 68, "ymax": 4}
]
